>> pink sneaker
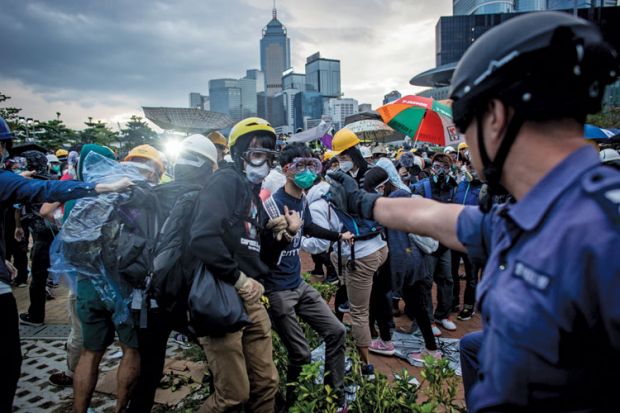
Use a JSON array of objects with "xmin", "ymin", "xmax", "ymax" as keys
[
  {"xmin": 369, "ymin": 338, "xmax": 396, "ymax": 356},
  {"xmin": 408, "ymin": 349, "xmax": 442, "ymax": 367}
]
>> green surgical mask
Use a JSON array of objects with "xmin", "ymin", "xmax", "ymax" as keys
[{"xmin": 294, "ymin": 169, "xmax": 317, "ymax": 190}]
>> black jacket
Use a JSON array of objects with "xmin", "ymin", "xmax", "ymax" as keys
[{"xmin": 189, "ymin": 167, "xmax": 287, "ymax": 285}]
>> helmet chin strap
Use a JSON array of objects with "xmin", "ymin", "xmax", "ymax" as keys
[{"xmin": 476, "ymin": 108, "xmax": 524, "ymax": 212}]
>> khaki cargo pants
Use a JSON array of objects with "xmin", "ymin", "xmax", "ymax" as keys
[{"xmin": 198, "ymin": 301, "xmax": 278, "ymax": 413}]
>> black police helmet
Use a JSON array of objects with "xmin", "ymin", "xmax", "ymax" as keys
[{"xmin": 449, "ymin": 11, "xmax": 619, "ymax": 133}]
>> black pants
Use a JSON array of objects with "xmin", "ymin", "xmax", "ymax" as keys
[
  {"xmin": 27, "ymin": 233, "xmax": 53, "ymax": 322},
  {"xmin": 0, "ymin": 293, "xmax": 22, "ymax": 412},
  {"xmin": 402, "ymin": 281, "xmax": 437, "ymax": 351},
  {"xmin": 311, "ymin": 251, "xmax": 337, "ymax": 278},
  {"xmin": 4, "ymin": 214, "xmax": 29, "ymax": 285},
  {"xmin": 450, "ymin": 250, "xmax": 479, "ymax": 308},
  {"xmin": 369, "ymin": 261, "xmax": 393, "ymax": 342},
  {"xmin": 334, "ymin": 284, "xmax": 348, "ymax": 322},
  {"xmin": 127, "ymin": 310, "xmax": 175, "ymax": 413}
]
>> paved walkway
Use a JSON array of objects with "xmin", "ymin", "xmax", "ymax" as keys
[{"xmin": 12, "ymin": 254, "xmax": 481, "ymax": 411}]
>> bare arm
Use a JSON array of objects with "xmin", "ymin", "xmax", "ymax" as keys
[
  {"xmin": 39, "ymin": 202, "xmax": 61, "ymax": 220},
  {"xmin": 373, "ymin": 196, "xmax": 466, "ymax": 252}
]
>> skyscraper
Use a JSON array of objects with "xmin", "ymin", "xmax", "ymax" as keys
[
  {"xmin": 454, "ymin": 0, "xmax": 617, "ymax": 15},
  {"xmin": 260, "ymin": 2, "xmax": 291, "ymax": 97},
  {"xmin": 305, "ymin": 52, "xmax": 341, "ymax": 98},
  {"xmin": 245, "ymin": 69, "xmax": 265, "ymax": 94},
  {"xmin": 282, "ymin": 69, "xmax": 307, "ymax": 92},
  {"xmin": 209, "ymin": 77, "xmax": 257, "ymax": 122}
]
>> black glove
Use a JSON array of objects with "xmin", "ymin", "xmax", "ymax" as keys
[{"xmin": 327, "ymin": 172, "xmax": 380, "ymax": 220}]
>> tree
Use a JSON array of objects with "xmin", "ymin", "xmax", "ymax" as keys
[
  {"xmin": 119, "ymin": 115, "xmax": 158, "ymax": 152},
  {"xmin": 78, "ymin": 117, "xmax": 120, "ymax": 148},
  {"xmin": 37, "ymin": 118, "xmax": 78, "ymax": 150}
]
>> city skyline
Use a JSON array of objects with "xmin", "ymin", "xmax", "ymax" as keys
[{"xmin": 0, "ymin": 0, "xmax": 452, "ymax": 129}]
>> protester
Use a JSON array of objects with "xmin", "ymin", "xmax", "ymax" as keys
[
  {"xmin": 128, "ymin": 134, "xmax": 219, "ymax": 413},
  {"xmin": 329, "ymin": 11, "xmax": 620, "ymax": 411},
  {"xmin": 188, "ymin": 117, "xmax": 299, "ymax": 413},
  {"xmin": 305, "ymin": 129, "xmax": 388, "ymax": 378},
  {"xmin": 46, "ymin": 144, "xmax": 117, "ymax": 388},
  {"xmin": 411, "ymin": 153, "xmax": 458, "ymax": 334},
  {"xmin": 264, "ymin": 142, "xmax": 348, "ymax": 410},
  {"xmin": 18, "ymin": 150, "xmax": 60, "ymax": 326},
  {"xmin": 124, "ymin": 144, "xmax": 165, "ymax": 185}
]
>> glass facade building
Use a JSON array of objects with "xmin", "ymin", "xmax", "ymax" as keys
[
  {"xmin": 208, "ymin": 77, "xmax": 257, "ymax": 123},
  {"xmin": 454, "ymin": 0, "xmax": 515, "ymax": 15},
  {"xmin": 293, "ymin": 92, "xmax": 324, "ymax": 130},
  {"xmin": 305, "ymin": 52, "xmax": 341, "ymax": 98},
  {"xmin": 282, "ymin": 71, "xmax": 307, "ymax": 92}
]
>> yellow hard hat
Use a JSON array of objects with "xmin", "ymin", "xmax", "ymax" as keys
[
  {"xmin": 228, "ymin": 117, "xmax": 276, "ymax": 149},
  {"xmin": 56, "ymin": 149, "xmax": 69, "ymax": 158},
  {"xmin": 206, "ymin": 131, "xmax": 228, "ymax": 148},
  {"xmin": 331, "ymin": 128, "xmax": 360, "ymax": 155},
  {"xmin": 458, "ymin": 142, "xmax": 469, "ymax": 151},
  {"xmin": 125, "ymin": 144, "xmax": 164, "ymax": 174},
  {"xmin": 323, "ymin": 150, "xmax": 335, "ymax": 161}
]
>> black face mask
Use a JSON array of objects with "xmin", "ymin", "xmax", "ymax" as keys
[{"xmin": 174, "ymin": 162, "xmax": 213, "ymax": 183}]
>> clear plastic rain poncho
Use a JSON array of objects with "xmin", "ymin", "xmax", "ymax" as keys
[{"xmin": 50, "ymin": 151, "xmax": 151, "ymax": 325}]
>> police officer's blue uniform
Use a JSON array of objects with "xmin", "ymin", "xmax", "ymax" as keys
[{"xmin": 457, "ymin": 145, "xmax": 620, "ymax": 411}]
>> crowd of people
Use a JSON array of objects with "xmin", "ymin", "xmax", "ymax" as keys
[{"xmin": 0, "ymin": 10, "xmax": 619, "ymax": 413}]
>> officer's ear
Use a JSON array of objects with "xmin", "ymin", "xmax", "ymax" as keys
[{"xmin": 482, "ymin": 99, "xmax": 512, "ymax": 161}]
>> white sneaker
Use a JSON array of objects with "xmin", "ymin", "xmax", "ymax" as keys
[
  {"xmin": 440, "ymin": 318, "xmax": 457, "ymax": 331},
  {"xmin": 431, "ymin": 324, "xmax": 442, "ymax": 337}
]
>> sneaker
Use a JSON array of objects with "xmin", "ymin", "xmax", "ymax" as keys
[
  {"xmin": 325, "ymin": 273, "xmax": 339, "ymax": 284},
  {"xmin": 172, "ymin": 333, "xmax": 191, "ymax": 349},
  {"xmin": 369, "ymin": 339, "xmax": 396, "ymax": 356},
  {"xmin": 310, "ymin": 268, "xmax": 324, "ymax": 277},
  {"xmin": 361, "ymin": 364, "xmax": 375, "ymax": 381},
  {"xmin": 408, "ymin": 349, "xmax": 443, "ymax": 367},
  {"xmin": 19, "ymin": 313, "xmax": 43, "ymax": 327},
  {"xmin": 45, "ymin": 287, "xmax": 55, "ymax": 300},
  {"xmin": 12, "ymin": 281, "xmax": 27, "ymax": 288},
  {"xmin": 457, "ymin": 307, "xmax": 475, "ymax": 321},
  {"xmin": 431, "ymin": 324, "xmax": 442, "ymax": 337},
  {"xmin": 451, "ymin": 303, "xmax": 461, "ymax": 313},
  {"xmin": 336, "ymin": 405, "xmax": 348, "ymax": 413},
  {"xmin": 439, "ymin": 318, "xmax": 457, "ymax": 331},
  {"xmin": 49, "ymin": 371, "xmax": 73, "ymax": 386},
  {"xmin": 338, "ymin": 302, "xmax": 350, "ymax": 313}
]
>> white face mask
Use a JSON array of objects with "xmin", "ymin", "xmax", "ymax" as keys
[
  {"xmin": 340, "ymin": 161, "xmax": 354, "ymax": 173},
  {"xmin": 245, "ymin": 163, "xmax": 270, "ymax": 184}
]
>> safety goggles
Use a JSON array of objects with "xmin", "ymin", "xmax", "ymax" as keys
[
  {"xmin": 374, "ymin": 178, "xmax": 390, "ymax": 193},
  {"xmin": 285, "ymin": 157, "xmax": 322, "ymax": 174},
  {"xmin": 242, "ymin": 149, "xmax": 278, "ymax": 167},
  {"xmin": 431, "ymin": 163, "xmax": 448, "ymax": 173}
]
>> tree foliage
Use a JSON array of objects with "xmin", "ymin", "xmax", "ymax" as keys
[{"xmin": 120, "ymin": 115, "xmax": 158, "ymax": 152}]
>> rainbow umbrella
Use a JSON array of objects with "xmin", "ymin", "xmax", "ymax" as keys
[{"xmin": 377, "ymin": 95, "xmax": 462, "ymax": 147}]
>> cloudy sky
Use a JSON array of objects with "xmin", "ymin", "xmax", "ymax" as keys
[{"xmin": 0, "ymin": 0, "xmax": 452, "ymax": 130}]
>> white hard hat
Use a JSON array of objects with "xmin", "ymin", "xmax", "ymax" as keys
[
  {"xmin": 600, "ymin": 148, "xmax": 620, "ymax": 163},
  {"xmin": 177, "ymin": 134, "xmax": 218, "ymax": 166},
  {"xmin": 360, "ymin": 146, "xmax": 372, "ymax": 159},
  {"xmin": 46, "ymin": 154, "xmax": 60, "ymax": 163},
  {"xmin": 443, "ymin": 146, "xmax": 456, "ymax": 154}
]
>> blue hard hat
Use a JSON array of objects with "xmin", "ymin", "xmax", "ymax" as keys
[{"xmin": 0, "ymin": 117, "xmax": 14, "ymax": 141}]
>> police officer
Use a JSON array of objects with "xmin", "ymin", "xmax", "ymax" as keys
[
  {"xmin": 0, "ymin": 116, "xmax": 134, "ymax": 411},
  {"xmin": 330, "ymin": 12, "xmax": 620, "ymax": 411}
]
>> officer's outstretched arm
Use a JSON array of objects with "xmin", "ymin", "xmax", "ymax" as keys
[
  {"xmin": 373, "ymin": 197, "xmax": 465, "ymax": 252},
  {"xmin": 328, "ymin": 171, "xmax": 466, "ymax": 252}
]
